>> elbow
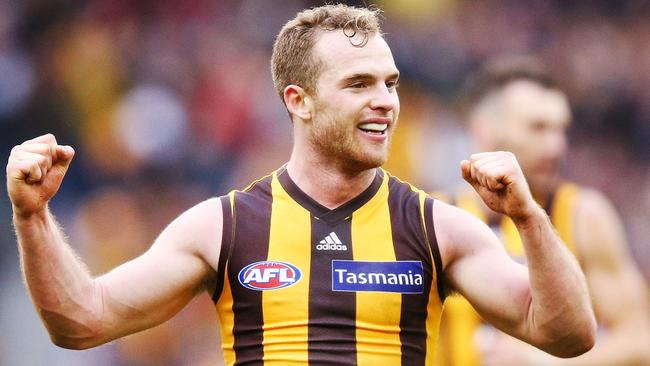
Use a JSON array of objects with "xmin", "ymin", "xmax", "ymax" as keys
[
  {"xmin": 40, "ymin": 309, "xmax": 108, "ymax": 350},
  {"xmin": 47, "ymin": 321, "xmax": 109, "ymax": 350},
  {"xmin": 39, "ymin": 281, "xmax": 111, "ymax": 350},
  {"xmin": 49, "ymin": 332, "xmax": 103, "ymax": 350},
  {"xmin": 551, "ymin": 328, "xmax": 596, "ymax": 358},
  {"xmin": 572, "ymin": 310, "xmax": 598, "ymax": 356},
  {"xmin": 540, "ymin": 315, "xmax": 597, "ymax": 358}
]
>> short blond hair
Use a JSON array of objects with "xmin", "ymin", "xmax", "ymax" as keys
[{"xmin": 271, "ymin": 4, "xmax": 383, "ymax": 101}]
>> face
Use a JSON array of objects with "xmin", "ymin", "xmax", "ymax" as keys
[
  {"xmin": 306, "ymin": 30, "xmax": 400, "ymax": 172},
  {"xmin": 485, "ymin": 81, "xmax": 570, "ymax": 196}
]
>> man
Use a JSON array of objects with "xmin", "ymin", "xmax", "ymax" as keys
[
  {"xmin": 437, "ymin": 58, "xmax": 650, "ymax": 365},
  {"xmin": 6, "ymin": 5, "xmax": 595, "ymax": 365}
]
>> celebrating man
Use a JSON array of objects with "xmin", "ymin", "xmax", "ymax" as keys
[{"xmin": 6, "ymin": 5, "xmax": 595, "ymax": 365}]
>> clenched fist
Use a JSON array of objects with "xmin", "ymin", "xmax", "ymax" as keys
[
  {"xmin": 461, "ymin": 151, "xmax": 540, "ymax": 222},
  {"xmin": 6, "ymin": 134, "xmax": 75, "ymax": 218}
]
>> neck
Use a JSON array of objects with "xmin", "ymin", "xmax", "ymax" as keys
[{"xmin": 286, "ymin": 148, "xmax": 377, "ymax": 210}]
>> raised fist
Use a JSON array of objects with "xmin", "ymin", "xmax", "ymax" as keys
[
  {"xmin": 6, "ymin": 134, "xmax": 75, "ymax": 218},
  {"xmin": 461, "ymin": 151, "xmax": 539, "ymax": 221}
]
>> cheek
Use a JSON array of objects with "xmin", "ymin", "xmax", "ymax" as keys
[
  {"xmin": 512, "ymin": 129, "xmax": 544, "ymax": 154},
  {"xmin": 393, "ymin": 102, "xmax": 400, "ymax": 122}
]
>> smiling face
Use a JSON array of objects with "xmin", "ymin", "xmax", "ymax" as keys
[{"xmin": 305, "ymin": 30, "xmax": 400, "ymax": 172}]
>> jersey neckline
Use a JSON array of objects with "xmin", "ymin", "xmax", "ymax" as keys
[{"xmin": 276, "ymin": 167, "xmax": 384, "ymax": 225}]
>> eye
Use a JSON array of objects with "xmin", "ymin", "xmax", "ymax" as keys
[{"xmin": 386, "ymin": 81, "xmax": 400, "ymax": 91}]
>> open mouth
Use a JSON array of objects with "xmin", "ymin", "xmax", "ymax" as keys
[{"xmin": 357, "ymin": 122, "xmax": 388, "ymax": 135}]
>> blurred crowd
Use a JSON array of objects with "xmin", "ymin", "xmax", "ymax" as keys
[{"xmin": 1, "ymin": 0, "xmax": 648, "ymax": 364}]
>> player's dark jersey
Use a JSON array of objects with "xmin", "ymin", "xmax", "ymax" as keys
[
  {"xmin": 212, "ymin": 167, "xmax": 444, "ymax": 366},
  {"xmin": 436, "ymin": 182, "xmax": 580, "ymax": 366}
]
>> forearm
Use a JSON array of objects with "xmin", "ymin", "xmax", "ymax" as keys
[
  {"xmin": 14, "ymin": 207, "xmax": 101, "ymax": 347},
  {"xmin": 515, "ymin": 208, "xmax": 596, "ymax": 356}
]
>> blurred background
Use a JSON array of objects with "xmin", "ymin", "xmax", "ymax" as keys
[{"xmin": 1, "ymin": 0, "xmax": 648, "ymax": 364}]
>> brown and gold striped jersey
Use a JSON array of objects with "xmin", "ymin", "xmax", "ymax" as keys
[{"xmin": 212, "ymin": 167, "xmax": 445, "ymax": 365}]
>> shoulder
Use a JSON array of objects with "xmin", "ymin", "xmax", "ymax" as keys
[
  {"xmin": 552, "ymin": 182, "xmax": 614, "ymax": 218},
  {"xmin": 174, "ymin": 197, "xmax": 223, "ymax": 229},
  {"xmin": 571, "ymin": 186, "xmax": 628, "ymax": 266},
  {"xmin": 159, "ymin": 197, "xmax": 224, "ymax": 270},
  {"xmin": 572, "ymin": 185, "xmax": 622, "ymax": 240},
  {"xmin": 573, "ymin": 186, "xmax": 617, "ymax": 217}
]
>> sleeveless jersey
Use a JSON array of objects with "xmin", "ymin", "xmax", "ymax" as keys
[
  {"xmin": 436, "ymin": 182, "xmax": 580, "ymax": 366},
  {"xmin": 212, "ymin": 167, "xmax": 445, "ymax": 366}
]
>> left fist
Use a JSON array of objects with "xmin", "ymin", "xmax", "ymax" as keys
[{"xmin": 461, "ymin": 151, "xmax": 539, "ymax": 221}]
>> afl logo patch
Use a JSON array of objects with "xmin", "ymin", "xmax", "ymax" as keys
[{"xmin": 238, "ymin": 261, "xmax": 302, "ymax": 291}]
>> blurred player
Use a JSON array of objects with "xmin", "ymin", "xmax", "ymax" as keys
[
  {"xmin": 437, "ymin": 57, "xmax": 650, "ymax": 365},
  {"xmin": 6, "ymin": 5, "xmax": 596, "ymax": 365}
]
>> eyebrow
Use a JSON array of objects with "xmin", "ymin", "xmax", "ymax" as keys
[{"xmin": 340, "ymin": 72, "xmax": 400, "ymax": 85}]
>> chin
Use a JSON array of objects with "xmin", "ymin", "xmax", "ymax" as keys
[
  {"xmin": 343, "ymin": 153, "xmax": 387, "ymax": 172},
  {"xmin": 530, "ymin": 175, "xmax": 559, "ymax": 198},
  {"xmin": 363, "ymin": 150, "xmax": 389, "ymax": 168}
]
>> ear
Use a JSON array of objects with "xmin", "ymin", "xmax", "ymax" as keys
[{"xmin": 284, "ymin": 85, "xmax": 313, "ymax": 122}]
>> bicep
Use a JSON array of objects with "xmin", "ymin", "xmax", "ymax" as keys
[
  {"xmin": 434, "ymin": 201, "xmax": 532, "ymax": 337},
  {"xmin": 92, "ymin": 198, "xmax": 222, "ymax": 341}
]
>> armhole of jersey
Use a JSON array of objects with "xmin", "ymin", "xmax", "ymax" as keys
[
  {"xmin": 424, "ymin": 197, "xmax": 446, "ymax": 303},
  {"xmin": 212, "ymin": 194, "xmax": 235, "ymax": 303}
]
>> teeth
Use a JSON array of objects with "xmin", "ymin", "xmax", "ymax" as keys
[{"xmin": 358, "ymin": 123, "xmax": 388, "ymax": 132}]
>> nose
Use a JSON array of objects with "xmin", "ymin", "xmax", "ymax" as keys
[
  {"xmin": 369, "ymin": 83, "xmax": 397, "ymax": 112},
  {"xmin": 545, "ymin": 128, "xmax": 567, "ymax": 159}
]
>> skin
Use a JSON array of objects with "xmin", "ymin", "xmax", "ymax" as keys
[
  {"xmin": 284, "ymin": 30, "xmax": 400, "ymax": 207},
  {"xmin": 6, "ymin": 29, "xmax": 595, "ymax": 358},
  {"xmin": 469, "ymin": 80, "xmax": 650, "ymax": 365},
  {"xmin": 7, "ymin": 134, "xmax": 222, "ymax": 349},
  {"xmin": 470, "ymin": 80, "xmax": 570, "ymax": 201}
]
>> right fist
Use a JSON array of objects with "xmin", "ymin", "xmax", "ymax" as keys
[{"xmin": 6, "ymin": 134, "xmax": 75, "ymax": 218}]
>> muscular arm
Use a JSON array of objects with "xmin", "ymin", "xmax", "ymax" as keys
[
  {"xmin": 15, "ymin": 198, "xmax": 222, "ymax": 349},
  {"xmin": 8, "ymin": 134, "xmax": 222, "ymax": 349},
  {"xmin": 437, "ymin": 152, "xmax": 596, "ymax": 358}
]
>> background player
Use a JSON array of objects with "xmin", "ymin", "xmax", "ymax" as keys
[{"xmin": 437, "ymin": 57, "xmax": 650, "ymax": 366}]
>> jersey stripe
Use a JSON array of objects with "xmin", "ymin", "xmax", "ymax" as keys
[
  {"xmin": 257, "ymin": 173, "xmax": 312, "ymax": 364},
  {"xmin": 551, "ymin": 183, "xmax": 578, "ymax": 254},
  {"xmin": 215, "ymin": 194, "xmax": 237, "ymax": 365},
  {"xmin": 213, "ymin": 195, "xmax": 235, "ymax": 302},
  {"xmin": 219, "ymin": 262, "xmax": 237, "ymax": 365},
  {"xmin": 308, "ymin": 213, "xmax": 356, "ymax": 365},
  {"xmin": 230, "ymin": 178, "xmax": 273, "ymax": 365},
  {"xmin": 423, "ymin": 197, "xmax": 444, "ymax": 303},
  {"xmin": 387, "ymin": 179, "xmax": 432, "ymax": 366},
  {"xmin": 422, "ymin": 196, "xmax": 444, "ymax": 366},
  {"xmin": 352, "ymin": 173, "xmax": 403, "ymax": 365}
]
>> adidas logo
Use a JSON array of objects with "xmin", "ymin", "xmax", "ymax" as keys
[{"xmin": 317, "ymin": 232, "xmax": 348, "ymax": 251}]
